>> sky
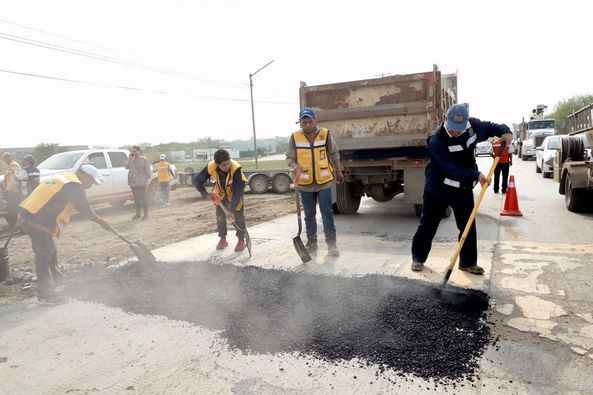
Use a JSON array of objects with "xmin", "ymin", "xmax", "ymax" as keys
[{"xmin": 1, "ymin": 0, "xmax": 592, "ymax": 149}]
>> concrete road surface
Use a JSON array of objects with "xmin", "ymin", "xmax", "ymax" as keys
[{"xmin": 1, "ymin": 156, "xmax": 592, "ymax": 394}]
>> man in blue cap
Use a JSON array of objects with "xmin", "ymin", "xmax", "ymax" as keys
[
  {"xmin": 286, "ymin": 107, "xmax": 344, "ymax": 256},
  {"xmin": 410, "ymin": 104, "xmax": 513, "ymax": 275}
]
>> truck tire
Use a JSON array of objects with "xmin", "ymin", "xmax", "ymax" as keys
[
  {"xmin": 249, "ymin": 174, "xmax": 269, "ymax": 194},
  {"xmin": 335, "ymin": 182, "xmax": 361, "ymax": 214},
  {"xmin": 271, "ymin": 173, "xmax": 291, "ymax": 194},
  {"xmin": 565, "ymin": 174, "xmax": 585, "ymax": 212}
]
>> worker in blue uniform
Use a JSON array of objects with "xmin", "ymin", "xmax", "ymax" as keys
[{"xmin": 411, "ymin": 104, "xmax": 513, "ymax": 275}]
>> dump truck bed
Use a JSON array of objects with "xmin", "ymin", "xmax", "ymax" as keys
[{"xmin": 299, "ymin": 67, "xmax": 457, "ymax": 152}]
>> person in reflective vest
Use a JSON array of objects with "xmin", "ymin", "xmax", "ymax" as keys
[
  {"xmin": 193, "ymin": 149, "xmax": 248, "ymax": 252},
  {"xmin": 286, "ymin": 107, "xmax": 345, "ymax": 257},
  {"xmin": 16, "ymin": 154, "xmax": 41, "ymax": 198},
  {"xmin": 491, "ymin": 137, "xmax": 513, "ymax": 193},
  {"xmin": 154, "ymin": 154, "xmax": 176, "ymax": 206},
  {"xmin": 410, "ymin": 104, "xmax": 513, "ymax": 275},
  {"xmin": 18, "ymin": 165, "xmax": 112, "ymax": 305}
]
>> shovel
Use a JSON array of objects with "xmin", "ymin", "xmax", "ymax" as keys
[
  {"xmin": 107, "ymin": 227, "xmax": 157, "ymax": 264},
  {"xmin": 292, "ymin": 173, "xmax": 311, "ymax": 263},
  {"xmin": 210, "ymin": 193, "xmax": 252, "ymax": 257},
  {"xmin": 441, "ymin": 140, "xmax": 507, "ymax": 288}
]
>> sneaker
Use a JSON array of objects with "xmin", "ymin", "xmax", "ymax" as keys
[
  {"xmin": 234, "ymin": 239, "xmax": 246, "ymax": 252},
  {"xmin": 305, "ymin": 241, "xmax": 318, "ymax": 252},
  {"xmin": 216, "ymin": 237, "xmax": 228, "ymax": 250},
  {"xmin": 328, "ymin": 245, "xmax": 340, "ymax": 257},
  {"xmin": 132, "ymin": 213, "xmax": 141, "ymax": 220},
  {"xmin": 164, "ymin": 202, "xmax": 172, "ymax": 207},
  {"xmin": 411, "ymin": 260, "xmax": 424, "ymax": 272},
  {"xmin": 37, "ymin": 294, "xmax": 69, "ymax": 306},
  {"xmin": 459, "ymin": 265, "xmax": 485, "ymax": 275}
]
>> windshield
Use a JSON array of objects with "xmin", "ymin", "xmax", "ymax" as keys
[
  {"xmin": 529, "ymin": 120, "xmax": 554, "ymax": 130},
  {"xmin": 547, "ymin": 138, "xmax": 560, "ymax": 149},
  {"xmin": 38, "ymin": 151, "xmax": 83, "ymax": 170}
]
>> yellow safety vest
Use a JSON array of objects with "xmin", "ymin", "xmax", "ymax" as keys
[
  {"xmin": 20, "ymin": 172, "xmax": 81, "ymax": 236},
  {"xmin": 154, "ymin": 161, "xmax": 172, "ymax": 182},
  {"xmin": 293, "ymin": 128, "xmax": 334, "ymax": 185},
  {"xmin": 207, "ymin": 159, "xmax": 247, "ymax": 210}
]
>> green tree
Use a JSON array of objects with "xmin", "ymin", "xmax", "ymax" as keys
[
  {"xmin": 548, "ymin": 94, "xmax": 593, "ymax": 134},
  {"xmin": 32, "ymin": 143, "xmax": 68, "ymax": 163}
]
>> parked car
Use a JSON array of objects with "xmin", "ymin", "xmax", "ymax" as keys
[
  {"xmin": 475, "ymin": 141, "xmax": 493, "ymax": 157},
  {"xmin": 535, "ymin": 135, "xmax": 560, "ymax": 178}
]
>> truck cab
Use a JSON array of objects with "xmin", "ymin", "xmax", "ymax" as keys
[{"xmin": 521, "ymin": 119, "xmax": 555, "ymax": 160}]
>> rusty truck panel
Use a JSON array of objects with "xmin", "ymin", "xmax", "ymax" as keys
[{"xmin": 299, "ymin": 67, "xmax": 457, "ymax": 151}]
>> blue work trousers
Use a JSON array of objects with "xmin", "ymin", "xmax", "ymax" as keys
[{"xmin": 300, "ymin": 188, "xmax": 336, "ymax": 244}]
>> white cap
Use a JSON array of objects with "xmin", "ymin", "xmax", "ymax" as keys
[
  {"xmin": 79, "ymin": 164, "xmax": 104, "ymax": 185},
  {"xmin": 159, "ymin": 154, "xmax": 166, "ymax": 160}
]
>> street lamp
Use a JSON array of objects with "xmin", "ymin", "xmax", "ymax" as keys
[{"xmin": 249, "ymin": 60, "xmax": 274, "ymax": 169}]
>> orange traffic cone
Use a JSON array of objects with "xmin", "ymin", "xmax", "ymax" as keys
[{"xmin": 501, "ymin": 175, "xmax": 522, "ymax": 216}]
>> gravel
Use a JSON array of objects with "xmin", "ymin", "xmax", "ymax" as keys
[{"xmin": 64, "ymin": 261, "xmax": 491, "ymax": 381}]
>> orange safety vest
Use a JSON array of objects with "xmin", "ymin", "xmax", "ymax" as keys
[
  {"xmin": 492, "ymin": 139, "xmax": 511, "ymax": 164},
  {"xmin": 207, "ymin": 160, "xmax": 247, "ymax": 210},
  {"xmin": 154, "ymin": 161, "xmax": 172, "ymax": 182}
]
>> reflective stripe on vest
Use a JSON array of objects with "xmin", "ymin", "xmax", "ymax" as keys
[
  {"xmin": 207, "ymin": 159, "xmax": 247, "ymax": 210},
  {"xmin": 154, "ymin": 161, "xmax": 171, "ymax": 182},
  {"xmin": 19, "ymin": 172, "xmax": 82, "ymax": 236},
  {"xmin": 293, "ymin": 128, "xmax": 334, "ymax": 185}
]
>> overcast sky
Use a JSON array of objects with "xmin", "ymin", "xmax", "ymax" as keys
[{"xmin": 1, "ymin": 0, "xmax": 591, "ymax": 149}]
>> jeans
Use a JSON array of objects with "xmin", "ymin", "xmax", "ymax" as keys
[
  {"xmin": 216, "ymin": 205, "xmax": 246, "ymax": 239},
  {"xmin": 411, "ymin": 190, "xmax": 477, "ymax": 267},
  {"xmin": 20, "ymin": 221, "xmax": 60, "ymax": 298},
  {"xmin": 158, "ymin": 182, "xmax": 170, "ymax": 203},
  {"xmin": 300, "ymin": 188, "xmax": 336, "ymax": 244},
  {"xmin": 131, "ymin": 186, "xmax": 148, "ymax": 215}
]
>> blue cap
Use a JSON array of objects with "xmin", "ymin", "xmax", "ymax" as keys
[
  {"xmin": 446, "ymin": 103, "xmax": 469, "ymax": 132},
  {"xmin": 299, "ymin": 107, "xmax": 316, "ymax": 120}
]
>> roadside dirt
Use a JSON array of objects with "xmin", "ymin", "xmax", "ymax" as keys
[{"xmin": 0, "ymin": 187, "xmax": 295, "ymax": 305}]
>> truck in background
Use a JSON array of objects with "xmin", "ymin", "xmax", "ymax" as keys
[
  {"xmin": 299, "ymin": 65, "xmax": 456, "ymax": 216},
  {"xmin": 519, "ymin": 118, "xmax": 555, "ymax": 160},
  {"xmin": 554, "ymin": 103, "xmax": 593, "ymax": 212}
]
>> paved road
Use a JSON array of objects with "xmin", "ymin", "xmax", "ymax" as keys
[{"xmin": 0, "ymin": 156, "xmax": 592, "ymax": 394}]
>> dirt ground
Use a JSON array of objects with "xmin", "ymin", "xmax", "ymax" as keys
[{"xmin": 0, "ymin": 186, "xmax": 295, "ymax": 305}]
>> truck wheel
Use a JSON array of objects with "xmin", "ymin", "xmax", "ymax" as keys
[
  {"xmin": 271, "ymin": 173, "xmax": 291, "ymax": 194},
  {"xmin": 249, "ymin": 174, "xmax": 269, "ymax": 194},
  {"xmin": 565, "ymin": 174, "xmax": 585, "ymax": 212},
  {"xmin": 335, "ymin": 182, "xmax": 361, "ymax": 214},
  {"xmin": 414, "ymin": 204, "xmax": 423, "ymax": 217}
]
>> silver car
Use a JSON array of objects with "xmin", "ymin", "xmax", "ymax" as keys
[{"xmin": 475, "ymin": 141, "xmax": 493, "ymax": 157}]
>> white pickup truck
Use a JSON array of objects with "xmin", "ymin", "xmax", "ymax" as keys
[{"xmin": 37, "ymin": 149, "xmax": 134, "ymax": 205}]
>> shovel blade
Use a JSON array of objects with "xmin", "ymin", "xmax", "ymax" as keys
[
  {"xmin": 293, "ymin": 236, "xmax": 311, "ymax": 263},
  {"xmin": 130, "ymin": 240, "xmax": 157, "ymax": 264},
  {"xmin": 244, "ymin": 228, "xmax": 252, "ymax": 258}
]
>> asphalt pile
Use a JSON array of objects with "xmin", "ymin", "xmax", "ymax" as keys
[{"xmin": 65, "ymin": 261, "xmax": 491, "ymax": 381}]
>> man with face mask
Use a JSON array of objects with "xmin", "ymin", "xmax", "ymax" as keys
[{"xmin": 410, "ymin": 104, "xmax": 513, "ymax": 275}]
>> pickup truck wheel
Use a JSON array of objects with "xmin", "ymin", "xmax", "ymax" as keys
[
  {"xmin": 249, "ymin": 174, "xmax": 269, "ymax": 194},
  {"xmin": 565, "ymin": 174, "xmax": 584, "ymax": 212},
  {"xmin": 271, "ymin": 173, "xmax": 291, "ymax": 194},
  {"xmin": 335, "ymin": 182, "xmax": 360, "ymax": 214}
]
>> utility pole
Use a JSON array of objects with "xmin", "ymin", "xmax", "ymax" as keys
[{"xmin": 249, "ymin": 60, "xmax": 274, "ymax": 169}]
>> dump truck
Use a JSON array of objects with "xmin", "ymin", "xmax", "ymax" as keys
[
  {"xmin": 299, "ymin": 65, "xmax": 457, "ymax": 216},
  {"xmin": 554, "ymin": 103, "xmax": 593, "ymax": 212}
]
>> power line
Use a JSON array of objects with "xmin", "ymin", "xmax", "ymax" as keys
[
  {"xmin": 0, "ymin": 31, "xmax": 244, "ymax": 89},
  {"xmin": 0, "ymin": 67, "xmax": 295, "ymax": 105}
]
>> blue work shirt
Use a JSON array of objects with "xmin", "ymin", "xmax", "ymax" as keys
[{"xmin": 425, "ymin": 117, "xmax": 511, "ymax": 199}]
